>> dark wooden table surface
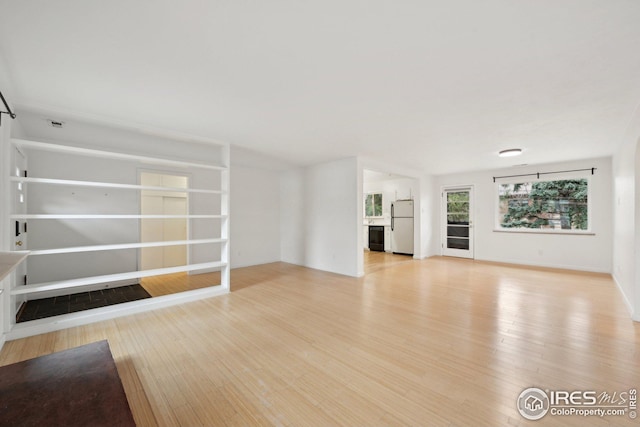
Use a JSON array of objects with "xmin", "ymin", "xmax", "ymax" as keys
[{"xmin": 0, "ymin": 340, "xmax": 136, "ymax": 426}]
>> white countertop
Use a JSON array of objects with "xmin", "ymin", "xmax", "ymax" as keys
[{"xmin": 0, "ymin": 251, "xmax": 30, "ymax": 282}]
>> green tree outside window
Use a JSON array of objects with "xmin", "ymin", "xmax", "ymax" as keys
[
  {"xmin": 365, "ymin": 193, "xmax": 383, "ymax": 217},
  {"xmin": 499, "ymin": 179, "xmax": 588, "ymax": 230}
]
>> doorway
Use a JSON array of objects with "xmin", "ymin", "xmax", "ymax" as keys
[
  {"xmin": 442, "ymin": 187, "xmax": 474, "ymax": 259},
  {"xmin": 139, "ymin": 172, "xmax": 188, "ymax": 270}
]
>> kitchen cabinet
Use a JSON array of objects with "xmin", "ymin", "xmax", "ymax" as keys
[{"xmin": 384, "ymin": 227, "xmax": 391, "ymax": 252}]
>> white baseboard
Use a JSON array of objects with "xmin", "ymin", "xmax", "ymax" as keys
[
  {"xmin": 7, "ymin": 285, "xmax": 228, "ymax": 341},
  {"xmin": 474, "ymin": 256, "xmax": 610, "ymax": 274},
  {"xmin": 612, "ymin": 273, "xmax": 635, "ymax": 318},
  {"xmin": 0, "ymin": 333, "xmax": 5, "ymax": 353}
]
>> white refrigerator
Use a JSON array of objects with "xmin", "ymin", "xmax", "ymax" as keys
[{"xmin": 391, "ymin": 199, "xmax": 414, "ymax": 255}]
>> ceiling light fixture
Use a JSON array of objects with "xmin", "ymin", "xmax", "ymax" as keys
[{"xmin": 498, "ymin": 148, "xmax": 522, "ymax": 158}]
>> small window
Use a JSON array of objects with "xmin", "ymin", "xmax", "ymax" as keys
[
  {"xmin": 498, "ymin": 179, "xmax": 589, "ymax": 231},
  {"xmin": 365, "ymin": 193, "xmax": 383, "ymax": 217}
]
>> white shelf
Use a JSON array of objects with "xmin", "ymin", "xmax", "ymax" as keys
[
  {"xmin": 9, "ymin": 176, "xmax": 224, "ymax": 194},
  {"xmin": 28, "ymin": 238, "xmax": 227, "ymax": 256},
  {"xmin": 12, "ymin": 138, "xmax": 227, "ymax": 171},
  {"xmin": 11, "ymin": 261, "xmax": 226, "ymax": 296},
  {"xmin": 4, "ymin": 135, "xmax": 231, "ymax": 339},
  {"xmin": 0, "ymin": 251, "xmax": 30, "ymax": 281},
  {"xmin": 11, "ymin": 214, "xmax": 226, "ymax": 220}
]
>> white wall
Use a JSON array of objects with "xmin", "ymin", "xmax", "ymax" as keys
[
  {"xmin": 280, "ymin": 157, "xmax": 360, "ymax": 277},
  {"xmin": 419, "ymin": 174, "xmax": 439, "ymax": 258},
  {"xmin": 280, "ymin": 168, "xmax": 306, "ymax": 266},
  {"xmin": 436, "ymin": 157, "xmax": 613, "ymax": 273},
  {"xmin": 612, "ymin": 102, "xmax": 640, "ymax": 320},
  {"xmin": 229, "ymin": 146, "xmax": 292, "ymax": 269},
  {"xmin": 230, "ymin": 165, "xmax": 281, "ymax": 268},
  {"xmin": 612, "ymin": 142, "xmax": 636, "ymax": 315}
]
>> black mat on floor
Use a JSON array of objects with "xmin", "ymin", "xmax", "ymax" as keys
[{"xmin": 17, "ymin": 284, "xmax": 151, "ymax": 323}]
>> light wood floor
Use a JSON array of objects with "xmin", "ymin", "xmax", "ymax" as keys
[
  {"xmin": 140, "ymin": 272, "xmax": 221, "ymax": 297},
  {"xmin": 1, "ymin": 254, "xmax": 639, "ymax": 426},
  {"xmin": 140, "ymin": 263, "xmax": 292, "ymax": 297}
]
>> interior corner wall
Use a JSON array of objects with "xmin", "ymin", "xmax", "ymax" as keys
[
  {"xmin": 612, "ymin": 102, "xmax": 640, "ymax": 320},
  {"xmin": 419, "ymin": 174, "xmax": 439, "ymax": 259},
  {"xmin": 280, "ymin": 157, "xmax": 360, "ymax": 277},
  {"xmin": 229, "ymin": 164, "xmax": 281, "ymax": 268},
  {"xmin": 280, "ymin": 168, "xmax": 305, "ymax": 266},
  {"xmin": 612, "ymin": 141, "xmax": 636, "ymax": 316},
  {"xmin": 436, "ymin": 157, "xmax": 613, "ymax": 273}
]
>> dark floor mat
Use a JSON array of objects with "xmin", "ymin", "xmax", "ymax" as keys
[{"xmin": 17, "ymin": 284, "xmax": 151, "ymax": 323}]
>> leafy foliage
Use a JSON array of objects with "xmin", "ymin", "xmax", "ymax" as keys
[
  {"xmin": 365, "ymin": 193, "xmax": 383, "ymax": 217},
  {"xmin": 500, "ymin": 179, "xmax": 588, "ymax": 230},
  {"xmin": 447, "ymin": 191, "xmax": 469, "ymax": 224}
]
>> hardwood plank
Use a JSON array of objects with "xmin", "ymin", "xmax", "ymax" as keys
[{"xmin": 1, "ymin": 254, "xmax": 639, "ymax": 425}]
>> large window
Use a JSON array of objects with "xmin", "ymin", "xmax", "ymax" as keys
[{"xmin": 497, "ymin": 178, "xmax": 589, "ymax": 231}]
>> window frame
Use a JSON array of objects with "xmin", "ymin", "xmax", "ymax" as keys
[
  {"xmin": 364, "ymin": 192, "xmax": 384, "ymax": 218},
  {"xmin": 494, "ymin": 175, "xmax": 594, "ymax": 235}
]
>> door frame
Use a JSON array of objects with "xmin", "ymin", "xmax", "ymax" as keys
[
  {"xmin": 138, "ymin": 169, "xmax": 191, "ymax": 272},
  {"xmin": 441, "ymin": 185, "xmax": 474, "ymax": 259}
]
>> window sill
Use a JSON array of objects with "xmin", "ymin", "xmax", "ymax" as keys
[{"xmin": 493, "ymin": 229, "xmax": 595, "ymax": 236}]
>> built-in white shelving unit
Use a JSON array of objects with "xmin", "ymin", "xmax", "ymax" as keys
[
  {"xmin": 12, "ymin": 261, "xmax": 226, "ymax": 295},
  {"xmin": 4, "ymin": 133, "xmax": 230, "ymax": 337},
  {"xmin": 11, "ymin": 138, "xmax": 227, "ymax": 170}
]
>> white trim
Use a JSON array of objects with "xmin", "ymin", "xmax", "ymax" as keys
[
  {"xmin": 441, "ymin": 185, "xmax": 475, "ymax": 259},
  {"xmin": 12, "ymin": 261, "xmax": 225, "ymax": 295},
  {"xmin": 7, "ymin": 285, "xmax": 228, "ymax": 340},
  {"xmin": 493, "ymin": 229, "xmax": 596, "ymax": 236},
  {"xmin": 10, "ymin": 214, "xmax": 225, "ymax": 219},
  {"xmin": 612, "ymin": 273, "xmax": 635, "ymax": 318},
  {"xmin": 10, "ymin": 176, "xmax": 223, "ymax": 194},
  {"xmin": 28, "ymin": 238, "xmax": 226, "ymax": 255},
  {"xmin": 12, "ymin": 138, "xmax": 226, "ymax": 171},
  {"xmin": 475, "ymin": 255, "xmax": 610, "ymax": 274}
]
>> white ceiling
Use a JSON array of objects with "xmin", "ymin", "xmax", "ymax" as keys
[{"xmin": 1, "ymin": 1, "xmax": 639, "ymax": 175}]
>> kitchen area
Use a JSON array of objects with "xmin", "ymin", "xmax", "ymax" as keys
[{"xmin": 363, "ymin": 169, "xmax": 416, "ymax": 257}]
